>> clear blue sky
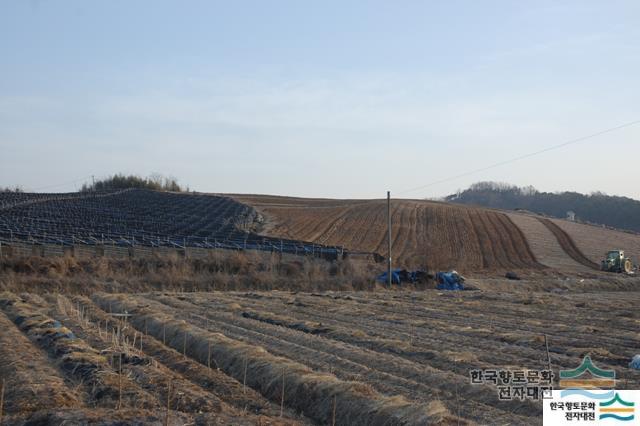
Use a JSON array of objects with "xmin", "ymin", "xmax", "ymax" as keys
[{"xmin": 1, "ymin": 1, "xmax": 639, "ymax": 198}]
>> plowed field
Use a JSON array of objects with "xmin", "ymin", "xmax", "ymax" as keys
[
  {"xmin": 3, "ymin": 289, "xmax": 639, "ymax": 425},
  {"xmin": 236, "ymin": 195, "xmax": 640, "ymax": 275},
  {"xmin": 505, "ymin": 213, "xmax": 592, "ymax": 273},
  {"xmin": 537, "ymin": 219, "xmax": 600, "ymax": 270},
  {"xmin": 234, "ymin": 196, "xmax": 542, "ymax": 272},
  {"xmin": 0, "ymin": 292, "xmax": 307, "ymax": 425},
  {"xmin": 551, "ymin": 219, "xmax": 640, "ymax": 265}
]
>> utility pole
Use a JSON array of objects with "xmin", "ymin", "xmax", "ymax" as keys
[{"xmin": 387, "ymin": 191, "xmax": 392, "ymax": 288}]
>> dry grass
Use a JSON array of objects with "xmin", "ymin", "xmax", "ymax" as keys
[
  {"xmin": 0, "ymin": 251, "xmax": 378, "ymax": 294},
  {"xmin": 93, "ymin": 293, "xmax": 465, "ymax": 426},
  {"xmin": 68, "ymin": 295, "xmax": 301, "ymax": 422},
  {"xmin": 14, "ymin": 407, "xmax": 193, "ymax": 425},
  {"xmin": 4, "ymin": 286, "xmax": 637, "ymax": 424},
  {"xmin": 0, "ymin": 293, "xmax": 158, "ymax": 410},
  {"xmin": 44, "ymin": 294, "xmax": 241, "ymax": 419},
  {"xmin": 0, "ymin": 308, "xmax": 81, "ymax": 416}
]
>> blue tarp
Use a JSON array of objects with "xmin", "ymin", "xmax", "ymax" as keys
[
  {"xmin": 630, "ymin": 355, "xmax": 640, "ymax": 370},
  {"xmin": 377, "ymin": 269, "xmax": 403, "ymax": 285},
  {"xmin": 376, "ymin": 269, "xmax": 426, "ymax": 285},
  {"xmin": 436, "ymin": 271, "xmax": 465, "ymax": 290}
]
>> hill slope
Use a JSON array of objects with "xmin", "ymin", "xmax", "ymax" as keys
[
  {"xmin": 552, "ymin": 218, "xmax": 640, "ymax": 266},
  {"xmin": 4, "ymin": 189, "xmax": 639, "ymax": 274},
  {"xmin": 0, "ymin": 189, "xmax": 343, "ymax": 257},
  {"xmin": 236, "ymin": 194, "xmax": 640, "ymax": 273},
  {"xmin": 505, "ymin": 213, "xmax": 593, "ymax": 273},
  {"xmin": 233, "ymin": 195, "xmax": 542, "ymax": 272}
]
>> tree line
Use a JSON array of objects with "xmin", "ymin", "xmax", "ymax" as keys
[
  {"xmin": 1, "ymin": 186, "xmax": 23, "ymax": 193},
  {"xmin": 80, "ymin": 173, "xmax": 187, "ymax": 193},
  {"xmin": 446, "ymin": 181, "xmax": 640, "ymax": 233}
]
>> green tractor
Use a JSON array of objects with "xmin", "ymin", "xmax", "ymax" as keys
[{"xmin": 600, "ymin": 250, "xmax": 633, "ymax": 273}]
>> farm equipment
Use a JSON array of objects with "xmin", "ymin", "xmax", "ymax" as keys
[{"xmin": 600, "ymin": 250, "xmax": 633, "ymax": 273}]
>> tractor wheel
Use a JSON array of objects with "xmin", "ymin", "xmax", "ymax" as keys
[{"xmin": 624, "ymin": 259, "xmax": 632, "ymax": 273}]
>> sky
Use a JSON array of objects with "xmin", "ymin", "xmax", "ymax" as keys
[{"xmin": 1, "ymin": 1, "xmax": 639, "ymax": 199}]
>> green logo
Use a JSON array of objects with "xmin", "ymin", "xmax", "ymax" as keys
[
  {"xmin": 599, "ymin": 393, "xmax": 635, "ymax": 421},
  {"xmin": 559, "ymin": 356, "xmax": 616, "ymax": 389}
]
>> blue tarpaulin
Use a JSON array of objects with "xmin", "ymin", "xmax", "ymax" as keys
[
  {"xmin": 436, "ymin": 271, "xmax": 465, "ymax": 290},
  {"xmin": 377, "ymin": 269, "xmax": 403, "ymax": 284},
  {"xmin": 376, "ymin": 269, "xmax": 426, "ymax": 285}
]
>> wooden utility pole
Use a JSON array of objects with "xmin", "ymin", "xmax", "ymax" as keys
[{"xmin": 387, "ymin": 191, "xmax": 392, "ymax": 288}]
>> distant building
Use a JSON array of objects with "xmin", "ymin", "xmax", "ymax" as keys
[{"xmin": 567, "ymin": 211, "xmax": 576, "ymax": 222}]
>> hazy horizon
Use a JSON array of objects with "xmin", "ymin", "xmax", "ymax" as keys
[
  {"xmin": 4, "ymin": 175, "xmax": 640, "ymax": 204},
  {"xmin": 2, "ymin": 1, "xmax": 639, "ymax": 199}
]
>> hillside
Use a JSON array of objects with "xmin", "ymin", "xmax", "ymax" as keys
[
  {"xmin": 552, "ymin": 218, "xmax": 640, "ymax": 266},
  {"xmin": 0, "ymin": 189, "xmax": 256, "ymax": 244},
  {"xmin": 235, "ymin": 194, "xmax": 640, "ymax": 274},
  {"xmin": 0, "ymin": 189, "xmax": 342, "ymax": 258},
  {"xmin": 505, "ymin": 213, "xmax": 594, "ymax": 273},
  {"xmin": 3, "ymin": 189, "xmax": 640, "ymax": 274},
  {"xmin": 233, "ymin": 195, "xmax": 542, "ymax": 271},
  {"xmin": 447, "ymin": 182, "xmax": 640, "ymax": 232}
]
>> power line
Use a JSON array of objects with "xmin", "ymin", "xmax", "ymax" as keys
[{"xmin": 398, "ymin": 118, "xmax": 640, "ymax": 196}]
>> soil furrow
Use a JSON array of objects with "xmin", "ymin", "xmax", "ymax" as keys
[
  {"xmin": 70, "ymin": 295, "xmax": 303, "ymax": 422},
  {"xmin": 94, "ymin": 293, "xmax": 462, "ymax": 426},
  {"xmin": 149, "ymin": 293, "xmax": 540, "ymax": 423}
]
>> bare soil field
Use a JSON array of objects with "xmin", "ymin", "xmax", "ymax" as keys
[
  {"xmin": 507, "ymin": 212, "xmax": 640, "ymax": 272},
  {"xmin": 507, "ymin": 213, "xmax": 594, "ymax": 274},
  {"xmin": 237, "ymin": 195, "xmax": 640, "ymax": 276},
  {"xmin": 551, "ymin": 218, "xmax": 640, "ymax": 265},
  {"xmin": 536, "ymin": 218, "xmax": 600, "ymax": 270},
  {"xmin": 2, "ymin": 287, "xmax": 638, "ymax": 425},
  {"xmin": 505, "ymin": 213, "xmax": 594, "ymax": 273},
  {"xmin": 233, "ymin": 196, "xmax": 541, "ymax": 272}
]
